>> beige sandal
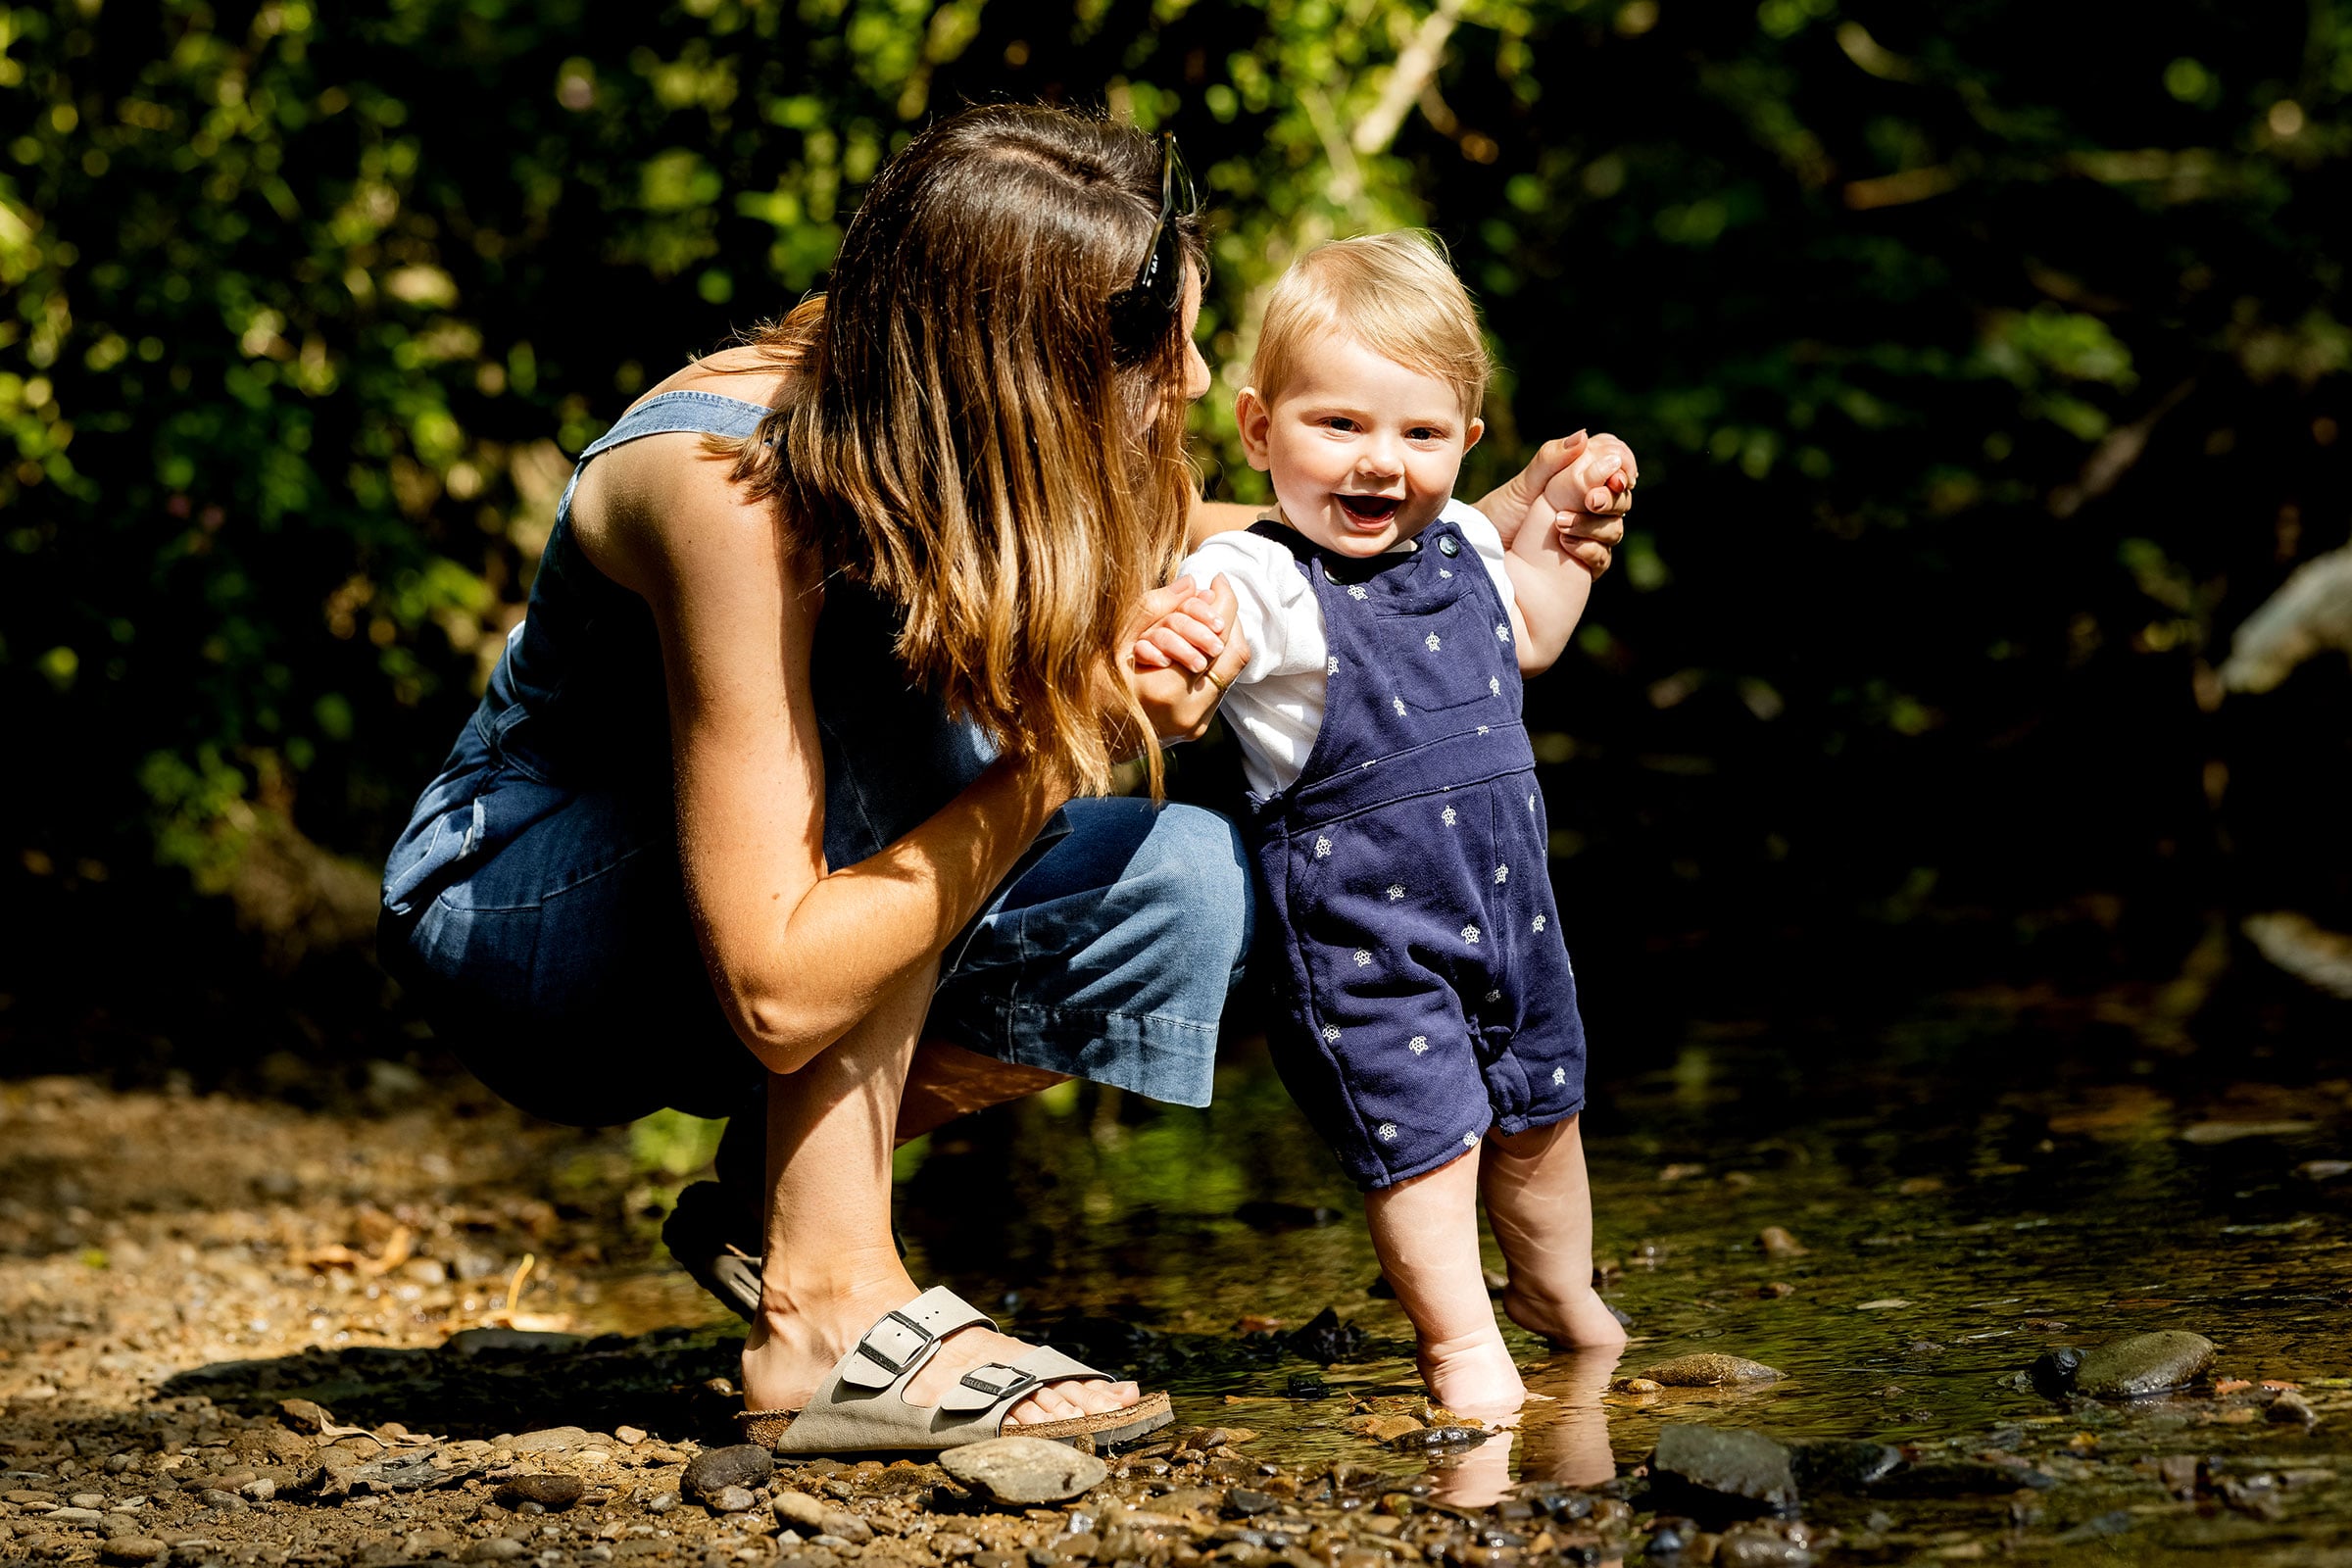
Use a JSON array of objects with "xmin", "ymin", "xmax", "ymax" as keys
[{"xmin": 740, "ymin": 1286, "xmax": 1175, "ymax": 1454}]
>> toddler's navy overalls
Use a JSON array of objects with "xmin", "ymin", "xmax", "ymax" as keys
[{"xmin": 1244, "ymin": 516, "xmax": 1587, "ymax": 1191}]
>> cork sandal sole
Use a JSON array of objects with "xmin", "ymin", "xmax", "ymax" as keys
[{"xmin": 739, "ymin": 1389, "xmax": 1173, "ymax": 1455}]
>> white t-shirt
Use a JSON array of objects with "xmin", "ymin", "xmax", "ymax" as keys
[{"xmin": 1177, "ymin": 498, "xmax": 1517, "ymax": 798}]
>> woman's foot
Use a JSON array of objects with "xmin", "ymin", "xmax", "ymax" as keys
[
  {"xmin": 1418, "ymin": 1324, "xmax": 1529, "ymax": 1423},
  {"xmin": 741, "ymin": 1277, "xmax": 1141, "ymax": 1427}
]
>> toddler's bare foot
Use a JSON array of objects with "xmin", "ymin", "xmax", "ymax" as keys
[
  {"xmin": 1419, "ymin": 1326, "xmax": 1528, "ymax": 1424},
  {"xmin": 1500, "ymin": 1280, "xmax": 1629, "ymax": 1350}
]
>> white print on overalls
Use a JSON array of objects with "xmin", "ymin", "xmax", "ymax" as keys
[
  {"xmin": 1478, "ymin": 725, "xmax": 1490, "ymax": 735},
  {"xmin": 1408, "ymin": 1035, "xmax": 1429, "ymax": 1054},
  {"xmin": 1353, "ymin": 949, "xmax": 1373, "ymax": 966},
  {"xmin": 1327, "ymin": 657, "xmax": 1339, "ymax": 675},
  {"xmin": 1348, "ymin": 585, "xmax": 1368, "ymax": 601},
  {"xmin": 1378, "ymin": 1122, "xmax": 1398, "ymax": 1141},
  {"xmin": 1393, "ymin": 697, "xmax": 1407, "ymax": 716},
  {"xmin": 1494, "ymin": 864, "xmax": 1509, "ymax": 884},
  {"xmin": 1387, "ymin": 884, "xmax": 1405, "ymax": 901},
  {"xmin": 1485, "ymin": 989, "xmax": 1502, "ymax": 1003},
  {"xmin": 1552, "ymin": 1066, "xmax": 1568, "ymax": 1085},
  {"xmin": 1528, "ymin": 793, "xmax": 1538, "ymax": 811},
  {"xmin": 1439, "ymin": 568, "xmax": 1453, "ymax": 578},
  {"xmin": 1442, "ymin": 807, "xmax": 1457, "ymax": 826},
  {"xmin": 1462, "ymin": 1132, "xmax": 1480, "ymax": 1148},
  {"xmin": 1314, "ymin": 835, "xmax": 1332, "ymax": 858},
  {"xmin": 1489, "ymin": 676, "xmax": 1502, "ymax": 696},
  {"xmin": 1425, "ymin": 633, "xmax": 1441, "ymax": 652},
  {"xmin": 1461, "ymin": 924, "xmax": 1481, "ymax": 946},
  {"xmin": 1322, "ymin": 1024, "xmax": 1342, "ymax": 1043},
  {"xmin": 1496, "ymin": 623, "xmax": 1510, "ymax": 643},
  {"xmin": 1534, "ymin": 914, "xmax": 1547, "ymax": 933}
]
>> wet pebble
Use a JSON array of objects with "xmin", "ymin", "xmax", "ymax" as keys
[
  {"xmin": 2071, "ymin": 1332, "xmax": 2216, "ymax": 1397},
  {"xmin": 99, "ymin": 1540, "xmax": 169, "ymax": 1565},
  {"xmin": 774, "ymin": 1491, "xmax": 830, "ymax": 1533},
  {"xmin": 496, "ymin": 1475, "xmax": 587, "ymax": 1511},
  {"xmin": 1387, "ymin": 1426, "xmax": 1487, "ymax": 1452},
  {"xmin": 1788, "ymin": 1442, "xmax": 1899, "ymax": 1493},
  {"xmin": 1225, "ymin": 1490, "xmax": 1278, "ymax": 1516},
  {"xmin": 1757, "ymin": 1226, "xmax": 1808, "ymax": 1258},
  {"xmin": 1717, "ymin": 1527, "xmax": 1811, "ymax": 1568},
  {"xmin": 684, "ymin": 1445, "xmax": 776, "ymax": 1504},
  {"xmin": 939, "ymin": 1437, "xmax": 1106, "ymax": 1505},
  {"xmin": 1641, "ymin": 1354, "xmax": 1784, "ymax": 1388},
  {"xmin": 2269, "ymin": 1392, "xmax": 2320, "ymax": 1427}
]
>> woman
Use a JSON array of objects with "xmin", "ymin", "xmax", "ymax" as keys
[{"xmin": 380, "ymin": 105, "xmax": 1635, "ymax": 1452}]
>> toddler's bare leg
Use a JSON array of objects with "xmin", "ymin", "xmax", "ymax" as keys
[
  {"xmin": 1481, "ymin": 1114, "xmax": 1628, "ymax": 1349},
  {"xmin": 1363, "ymin": 1145, "xmax": 1526, "ymax": 1421}
]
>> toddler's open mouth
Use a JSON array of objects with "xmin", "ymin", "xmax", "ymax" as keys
[{"xmin": 1334, "ymin": 493, "xmax": 1402, "ymax": 525}]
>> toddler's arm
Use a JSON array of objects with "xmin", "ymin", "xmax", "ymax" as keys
[{"xmin": 1502, "ymin": 490, "xmax": 1597, "ymax": 677}]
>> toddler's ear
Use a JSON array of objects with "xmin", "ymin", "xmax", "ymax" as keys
[
  {"xmin": 1463, "ymin": 416, "xmax": 1486, "ymax": 455},
  {"xmin": 1235, "ymin": 387, "xmax": 1274, "ymax": 471}
]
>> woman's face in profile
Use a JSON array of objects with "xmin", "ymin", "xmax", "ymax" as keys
[{"xmin": 1180, "ymin": 264, "xmax": 1210, "ymax": 403}]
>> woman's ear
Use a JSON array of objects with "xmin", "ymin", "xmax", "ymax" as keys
[{"xmin": 1236, "ymin": 387, "xmax": 1274, "ymax": 471}]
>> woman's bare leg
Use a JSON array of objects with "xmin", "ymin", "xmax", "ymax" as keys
[
  {"xmin": 1481, "ymin": 1114, "xmax": 1628, "ymax": 1349},
  {"xmin": 1363, "ymin": 1145, "xmax": 1526, "ymax": 1421},
  {"xmin": 739, "ymin": 963, "xmax": 1140, "ymax": 1424}
]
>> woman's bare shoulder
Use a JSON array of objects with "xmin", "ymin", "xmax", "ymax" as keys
[{"xmin": 640, "ymin": 344, "xmax": 792, "ymax": 409}]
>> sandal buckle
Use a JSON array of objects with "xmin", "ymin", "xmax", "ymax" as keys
[
  {"xmin": 855, "ymin": 1309, "xmax": 940, "ymax": 1378},
  {"xmin": 960, "ymin": 1363, "xmax": 1039, "ymax": 1400}
]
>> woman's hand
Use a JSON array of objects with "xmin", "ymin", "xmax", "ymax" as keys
[
  {"xmin": 1474, "ymin": 431, "xmax": 1640, "ymax": 577},
  {"xmin": 1124, "ymin": 574, "xmax": 1249, "ymax": 743}
]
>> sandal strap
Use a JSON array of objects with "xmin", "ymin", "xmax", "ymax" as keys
[
  {"xmin": 936, "ymin": 1344, "xmax": 1111, "ymax": 1418},
  {"xmin": 836, "ymin": 1285, "xmax": 995, "ymax": 1393}
]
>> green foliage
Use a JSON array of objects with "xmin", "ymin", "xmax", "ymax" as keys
[{"xmin": 4, "ymin": 0, "xmax": 2348, "ymax": 966}]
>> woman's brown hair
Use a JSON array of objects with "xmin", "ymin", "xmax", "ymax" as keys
[{"xmin": 728, "ymin": 105, "xmax": 1204, "ymax": 797}]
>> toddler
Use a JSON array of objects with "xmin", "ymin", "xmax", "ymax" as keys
[{"xmin": 1141, "ymin": 232, "xmax": 1628, "ymax": 1416}]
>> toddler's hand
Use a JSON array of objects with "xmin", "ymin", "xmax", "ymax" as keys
[
  {"xmin": 1547, "ymin": 431, "xmax": 1637, "ymax": 516},
  {"xmin": 1131, "ymin": 575, "xmax": 1230, "ymax": 674}
]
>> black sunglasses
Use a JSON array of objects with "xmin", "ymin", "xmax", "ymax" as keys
[{"xmin": 1107, "ymin": 133, "xmax": 1195, "ymax": 365}]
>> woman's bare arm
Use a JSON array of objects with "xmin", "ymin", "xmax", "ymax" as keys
[{"xmin": 574, "ymin": 424, "xmax": 1066, "ymax": 1075}]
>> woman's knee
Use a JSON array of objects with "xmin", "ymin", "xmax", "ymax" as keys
[{"xmin": 1125, "ymin": 803, "xmax": 1253, "ymax": 970}]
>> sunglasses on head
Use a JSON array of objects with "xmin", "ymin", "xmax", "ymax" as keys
[{"xmin": 1107, "ymin": 132, "xmax": 1195, "ymax": 365}]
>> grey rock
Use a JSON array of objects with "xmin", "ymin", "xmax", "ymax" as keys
[
  {"xmin": 939, "ymin": 1438, "xmax": 1107, "ymax": 1505},
  {"xmin": 683, "ymin": 1445, "xmax": 775, "ymax": 1505},
  {"xmin": 1648, "ymin": 1425, "xmax": 1797, "ymax": 1519},
  {"xmin": 819, "ymin": 1510, "xmax": 874, "ymax": 1544},
  {"xmin": 236, "ymin": 1479, "xmax": 274, "ymax": 1503},
  {"xmin": 2030, "ymin": 1348, "xmax": 2083, "ymax": 1396},
  {"xmin": 71, "ymin": 1493, "xmax": 106, "ymax": 1509},
  {"xmin": 1387, "ymin": 1425, "xmax": 1488, "ymax": 1452},
  {"xmin": 647, "ymin": 1492, "xmax": 680, "ymax": 1514},
  {"xmin": 2072, "ymin": 1333, "xmax": 2216, "ymax": 1398},
  {"xmin": 496, "ymin": 1476, "xmax": 587, "ymax": 1510},
  {"xmin": 509, "ymin": 1428, "xmax": 593, "ymax": 1455},
  {"xmin": 707, "ymin": 1486, "xmax": 759, "ymax": 1514},
  {"xmin": 100, "ymin": 1539, "xmax": 169, "ymax": 1565},
  {"xmin": 45, "ymin": 1507, "xmax": 106, "ymax": 1526},
  {"xmin": 462, "ymin": 1540, "xmax": 530, "ymax": 1562}
]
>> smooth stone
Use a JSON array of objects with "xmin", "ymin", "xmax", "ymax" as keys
[
  {"xmin": 236, "ymin": 1479, "xmax": 275, "ymax": 1502},
  {"xmin": 462, "ymin": 1539, "xmax": 529, "ymax": 1562},
  {"xmin": 819, "ymin": 1509, "xmax": 874, "ymax": 1544},
  {"xmin": 2072, "ymin": 1333, "xmax": 2217, "ymax": 1398},
  {"xmin": 939, "ymin": 1438, "xmax": 1107, "ymax": 1505},
  {"xmin": 100, "ymin": 1540, "xmax": 169, "ymax": 1565},
  {"xmin": 1788, "ymin": 1442, "xmax": 1900, "ymax": 1493},
  {"xmin": 1648, "ymin": 1425, "xmax": 1797, "ymax": 1519},
  {"xmin": 1642, "ymin": 1354, "xmax": 1784, "ymax": 1388},
  {"xmin": 684, "ymin": 1445, "xmax": 775, "ymax": 1504},
  {"xmin": 71, "ymin": 1494, "xmax": 106, "ymax": 1509},
  {"xmin": 496, "ymin": 1475, "xmax": 586, "ymax": 1510},
  {"xmin": 1757, "ymin": 1227, "xmax": 1808, "ymax": 1258},
  {"xmin": 2269, "ymin": 1392, "xmax": 2320, "ymax": 1427},
  {"xmin": 45, "ymin": 1508, "xmax": 106, "ymax": 1526},
  {"xmin": 1387, "ymin": 1426, "xmax": 1487, "ymax": 1452},
  {"xmin": 707, "ymin": 1485, "xmax": 759, "ymax": 1514},
  {"xmin": 510, "ymin": 1427, "xmax": 592, "ymax": 1455},
  {"xmin": 773, "ymin": 1492, "xmax": 829, "ymax": 1533}
]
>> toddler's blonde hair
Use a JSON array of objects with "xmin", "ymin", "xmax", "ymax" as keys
[{"xmin": 1250, "ymin": 230, "xmax": 1490, "ymax": 420}]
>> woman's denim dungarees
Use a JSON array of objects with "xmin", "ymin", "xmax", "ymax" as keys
[{"xmin": 379, "ymin": 390, "xmax": 1250, "ymax": 1127}]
